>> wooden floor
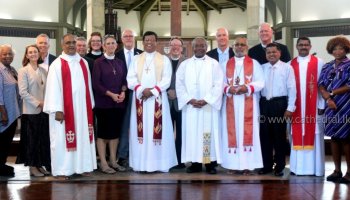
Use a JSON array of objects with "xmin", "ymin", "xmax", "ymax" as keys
[{"xmin": 1, "ymin": 157, "xmax": 349, "ymax": 200}]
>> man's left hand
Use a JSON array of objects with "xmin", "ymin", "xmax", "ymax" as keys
[{"xmin": 284, "ymin": 110, "xmax": 293, "ymax": 120}]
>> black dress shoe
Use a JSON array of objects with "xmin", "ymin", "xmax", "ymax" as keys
[
  {"xmin": 290, "ymin": 172, "xmax": 296, "ymax": 176},
  {"xmin": 186, "ymin": 165, "xmax": 202, "ymax": 173},
  {"xmin": 327, "ymin": 170, "xmax": 342, "ymax": 182},
  {"xmin": 171, "ymin": 163, "xmax": 186, "ymax": 170},
  {"xmin": 340, "ymin": 173, "xmax": 350, "ymax": 184},
  {"xmin": 0, "ymin": 169, "xmax": 15, "ymax": 177},
  {"xmin": 274, "ymin": 170, "xmax": 284, "ymax": 177},
  {"xmin": 205, "ymin": 167, "xmax": 217, "ymax": 174},
  {"xmin": 258, "ymin": 169, "xmax": 272, "ymax": 175}
]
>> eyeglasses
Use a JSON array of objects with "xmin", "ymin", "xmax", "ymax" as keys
[
  {"xmin": 297, "ymin": 44, "xmax": 310, "ymax": 47},
  {"xmin": 170, "ymin": 44, "xmax": 182, "ymax": 47},
  {"xmin": 123, "ymin": 35, "xmax": 134, "ymax": 38},
  {"xmin": 91, "ymin": 40, "xmax": 101, "ymax": 43},
  {"xmin": 234, "ymin": 43, "xmax": 247, "ymax": 47}
]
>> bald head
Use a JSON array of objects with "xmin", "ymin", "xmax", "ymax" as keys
[{"xmin": 259, "ymin": 23, "xmax": 274, "ymax": 45}]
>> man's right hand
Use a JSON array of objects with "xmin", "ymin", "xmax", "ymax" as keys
[{"xmin": 55, "ymin": 111, "xmax": 64, "ymax": 124}]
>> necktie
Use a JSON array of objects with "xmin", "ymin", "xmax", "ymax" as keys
[
  {"xmin": 127, "ymin": 50, "xmax": 132, "ymax": 69},
  {"xmin": 267, "ymin": 67, "xmax": 274, "ymax": 100}
]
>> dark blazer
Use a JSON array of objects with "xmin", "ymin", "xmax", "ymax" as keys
[
  {"xmin": 83, "ymin": 56, "xmax": 95, "ymax": 75},
  {"xmin": 115, "ymin": 48, "xmax": 143, "ymax": 71},
  {"xmin": 48, "ymin": 54, "xmax": 57, "ymax": 69},
  {"xmin": 115, "ymin": 48, "xmax": 143, "ymax": 103},
  {"xmin": 248, "ymin": 42, "xmax": 291, "ymax": 65},
  {"xmin": 206, "ymin": 47, "xmax": 235, "ymax": 62},
  {"xmin": 168, "ymin": 56, "xmax": 186, "ymax": 112}
]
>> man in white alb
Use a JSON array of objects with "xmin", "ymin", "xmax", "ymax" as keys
[
  {"xmin": 44, "ymin": 33, "xmax": 97, "ymax": 178},
  {"xmin": 221, "ymin": 37, "xmax": 264, "ymax": 174},
  {"xmin": 289, "ymin": 37, "xmax": 325, "ymax": 176},
  {"xmin": 176, "ymin": 37, "xmax": 224, "ymax": 174},
  {"xmin": 127, "ymin": 31, "xmax": 177, "ymax": 172}
]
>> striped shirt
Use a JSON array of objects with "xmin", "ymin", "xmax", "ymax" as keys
[
  {"xmin": 0, "ymin": 63, "xmax": 21, "ymax": 132},
  {"xmin": 318, "ymin": 57, "xmax": 350, "ymax": 139}
]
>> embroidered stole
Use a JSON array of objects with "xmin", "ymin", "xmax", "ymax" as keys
[
  {"xmin": 135, "ymin": 52, "xmax": 164, "ymax": 145},
  {"xmin": 61, "ymin": 58, "xmax": 94, "ymax": 151},
  {"xmin": 226, "ymin": 56, "xmax": 254, "ymax": 153},
  {"xmin": 291, "ymin": 56, "xmax": 318, "ymax": 150}
]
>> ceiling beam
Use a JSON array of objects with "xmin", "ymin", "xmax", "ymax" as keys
[
  {"xmin": 140, "ymin": 0, "xmax": 158, "ymax": 35},
  {"xmin": 126, "ymin": 0, "xmax": 147, "ymax": 14},
  {"xmin": 158, "ymin": 0, "xmax": 162, "ymax": 15},
  {"xmin": 192, "ymin": 0, "xmax": 208, "ymax": 36},
  {"xmin": 202, "ymin": 0, "xmax": 221, "ymax": 13},
  {"xmin": 226, "ymin": 0, "xmax": 246, "ymax": 11},
  {"xmin": 186, "ymin": 0, "xmax": 190, "ymax": 15},
  {"xmin": 112, "ymin": 0, "xmax": 124, "ymax": 6}
]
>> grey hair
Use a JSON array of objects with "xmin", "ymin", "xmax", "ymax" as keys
[
  {"xmin": 75, "ymin": 36, "xmax": 87, "ymax": 42},
  {"xmin": 191, "ymin": 37, "xmax": 208, "ymax": 48},
  {"xmin": 36, "ymin": 33, "xmax": 50, "ymax": 43},
  {"xmin": 0, "ymin": 44, "xmax": 15, "ymax": 55},
  {"xmin": 61, "ymin": 33, "xmax": 77, "ymax": 44},
  {"xmin": 258, "ymin": 22, "xmax": 273, "ymax": 32},
  {"xmin": 216, "ymin": 28, "xmax": 229, "ymax": 37},
  {"xmin": 122, "ymin": 29, "xmax": 135, "ymax": 37}
]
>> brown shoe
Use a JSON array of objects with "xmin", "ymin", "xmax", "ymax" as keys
[{"xmin": 30, "ymin": 167, "xmax": 44, "ymax": 177}]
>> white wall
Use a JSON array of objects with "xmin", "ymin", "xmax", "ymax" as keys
[
  {"xmin": 207, "ymin": 8, "xmax": 247, "ymax": 36},
  {"xmin": 0, "ymin": 0, "xmax": 59, "ymax": 22},
  {"xmin": 292, "ymin": 35, "xmax": 350, "ymax": 62},
  {"xmin": 291, "ymin": 0, "xmax": 350, "ymax": 21},
  {"xmin": 115, "ymin": 9, "xmax": 140, "ymax": 36},
  {"xmin": 0, "ymin": 37, "xmax": 56, "ymax": 70}
]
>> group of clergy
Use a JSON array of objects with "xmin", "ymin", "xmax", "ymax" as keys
[{"xmin": 20, "ymin": 22, "xmax": 349, "ymax": 183}]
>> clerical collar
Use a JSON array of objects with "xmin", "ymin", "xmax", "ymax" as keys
[
  {"xmin": 194, "ymin": 55, "xmax": 206, "ymax": 60},
  {"xmin": 297, "ymin": 55, "xmax": 310, "ymax": 62},
  {"xmin": 234, "ymin": 56, "xmax": 245, "ymax": 61},
  {"xmin": 170, "ymin": 56, "xmax": 180, "ymax": 61},
  {"xmin": 91, "ymin": 50, "xmax": 102, "ymax": 56},
  {"xmin": 104, "ymin": 53, "xmax": 115, "ymax": 60},
  {"xmin": 261, "ymin": 40, "xmax": 272, "ymax": 48}
]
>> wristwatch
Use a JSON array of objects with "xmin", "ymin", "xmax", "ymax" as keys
[{"xmin": 329, "ymin": 91, "xmax": 334, "ymax": 98}]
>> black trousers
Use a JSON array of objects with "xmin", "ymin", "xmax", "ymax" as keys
[
  {"xmin": 259, "ymin": 97, "xmax": 288, "ymax": 172},
  {"xmin": 170, "ymin": 104, "xmax": 182, "ymax": 164},
  {"xmin": 0, "ymin": 121, "xmax": 17, "ymax": 166}
]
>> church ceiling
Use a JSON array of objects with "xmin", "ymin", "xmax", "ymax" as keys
[{"xmin": 105, "ymin": 0, "xmax": 247, "ymax": 13}]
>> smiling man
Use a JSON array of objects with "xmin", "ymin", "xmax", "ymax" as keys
[
  {"xmin": 126, "ymin": 31, "xmax": 177, "ymax": 172},
  {"xmin": 248, "ymin": 23, "xmax": 291, "ymax": 65},
  {"xmin": 259, "ymin": 42, "xmax": 296, "ymax": 177},
  {"xmin": 289, "ymin": 37, "xmax": 325, "ymax": 177},
  {"xmin": 176, "ymin": 37, "xmax": 224, "ymax": 174},
  {"xmin": 207, "ymin": 28, "xmax": 235, "ymax": 73},
  {"xmin": 44, "ymin": 33, "xmax": 97, "ymax": 178}
]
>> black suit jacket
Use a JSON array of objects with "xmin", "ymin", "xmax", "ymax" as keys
[
  {"xmin": 115, "ymin": 48, "xmax": 143, "ymax": 71},
  {"xmin": 248, "ymin": 42, "xmax": 291, "ymax": 65},
  {"xmin": 83, "ymin": 56, "xmax": 95, "ymax": 74},
  {"xmin": 115, "ymin": 48, "xmax": 143, "ymax": 103},
  {"xmin": 206, "ymin": 47, "xmax": 235, "ymax": 62},
  {"xmin": 48, "ymin": 54, "xmax": 57, "ymax": 70}
]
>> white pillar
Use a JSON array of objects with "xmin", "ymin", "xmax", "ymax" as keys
[
  {"xmin": 86, "ymin": 0, "xmax": 105, "ymax": 37},
  {"xmin": 247, "ymin": 0, "xmax": 265, "ymax": 46}
]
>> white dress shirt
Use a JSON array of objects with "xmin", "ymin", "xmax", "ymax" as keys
[{"xmin": 261, "ymin": 60, "xmax": 296, "ymax": 112}]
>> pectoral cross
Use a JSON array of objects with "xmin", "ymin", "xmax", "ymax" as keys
[
  {"xmin": 112, "ymin": 69, "xmax": 116, "ymax": 75},
  {"xmin": 235, "ymin": 76, "xmax": 240, "ymax": 85},
  {"xmin": 145, "ymin": 67, "xmax": 151, "ymax": 73}
]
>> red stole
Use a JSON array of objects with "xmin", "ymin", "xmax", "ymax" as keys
[
  {"xmin": 226, "ymin": 56, "xmax": 254, "ymax": 153},
  {"xmin": 291, "ymin": 55, "xmax": 318, "ymax": 150},
  {"xmin": 61, "ymin": 58, "xmax": 94, "ymax": 151}
]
